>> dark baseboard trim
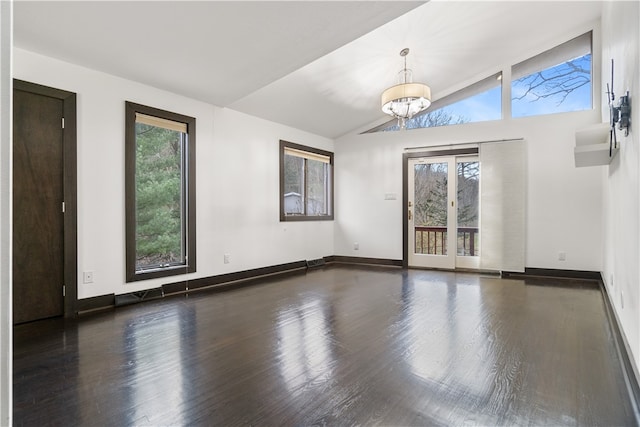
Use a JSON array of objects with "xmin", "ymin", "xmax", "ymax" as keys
[
  {"xmin": 502, "ymin": 268, "xmax": 602, "ymax": 281},
  {"xmin": 77, "ymin": 261, "xmax": 310, "ymax": 314},
  {"xmin": 77, "ymin": 294, "xmax": 115, "ymax": 315},
  {"xmin": 162, "ymin": 281, "xmax": 187, "ymax": 295},
  {"xmin": 171, "ymin": 260, "xmax": 308, "ymax": 294},
  {"xmin": 306, "ymin": 258, "xmax": 326, "ymax": 268},
  {"xmin": 599, "ymin": 281, "xmax": 640, "ymax": 421},
  {"xmin": 76, "ymin": 258, "xmax": 405, "ymax": 314},
  {"xmin": 77, "ymin": 264, "xmax": 604, "ymax": 315},
  {"xmin": 115, "ymin": 288, "xmax": 163, "ymax": 306},
  {"xmin": 325, "ymin": 256, "xmax": 403, "ymax": 267}
]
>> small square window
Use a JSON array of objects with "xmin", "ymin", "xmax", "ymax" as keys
[{"xmin": 280, "ymin": 140, "xmax": 334, "ymax": 221}]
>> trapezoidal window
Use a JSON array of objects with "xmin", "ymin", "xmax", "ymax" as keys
[
  {"xmin": 367, "ymin": 72, "xmax": 502, "ymax": 133},
  {"xmin": 280, "ymin": 140, "xmax": 334, "ymax": 221},
  {"xmin": 125, "ymin": 102, "xmax": 196, "ymax": 282},
  {"xmin": 511, "ymin": 31, "xmax": 592, "ymax": 117}
]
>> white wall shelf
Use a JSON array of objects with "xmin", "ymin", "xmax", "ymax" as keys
[{"xmin": 574, "ymin": 122, "xmax": 619, "ymax": 167}]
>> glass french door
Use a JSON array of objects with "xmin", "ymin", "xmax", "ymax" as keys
[{"xmin": 408, "ymin": 156, "xmax": 480, "ymax": 270}]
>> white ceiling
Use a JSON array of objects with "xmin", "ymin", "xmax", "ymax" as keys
[{"xmin": 14, "ymin": 1, "xmax": 603, "ymax": 139}]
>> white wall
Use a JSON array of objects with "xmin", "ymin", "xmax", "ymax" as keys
[
  {"xmin": 0, "ymin": 1, "xmax": 12, "ymax": 424},
  {"xmin": 335, "ymin": 21, "xmax": 604, "ymax": 272},
  {"xmin": 13, "ymin": 48, "xmax": 334, "ymax": 299},
  {"xmin": 601, "ymin": 0, "xmax": 640, "ymax": 373},
  {"xmin": 335, "ymin": 110, "xmax": 603, "ymax": 272}
]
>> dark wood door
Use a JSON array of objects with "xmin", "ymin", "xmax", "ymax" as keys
[{"xmin": 13, "ymin": 88, "xmax": 65, "ymax": 324}]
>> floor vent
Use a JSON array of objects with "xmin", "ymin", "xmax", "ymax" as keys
[
  {"xmin": 115, "ymin": 288, "xmax": 163, "ymax": 306},
  {"xmin": 306, "ymin": 258, "xmax": 326, "ymax": 268}
]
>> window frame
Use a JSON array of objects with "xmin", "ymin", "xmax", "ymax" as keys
[
  {"xmin": 279, "ymin": 140, "xmax": 334, "ymax": 222},
  {"xmin": 125, "ymin": 101, "xmax": 196, "ymax": 282},
  {"xmin": 366, "ymin": 30, "xmax": 593, "ymax": 133},
  {"xmin": 366, "ymin": 72, "xmax": 503, "ymax": 133},
  {"xmin": 511, "ymin": 31, "xmax": 592, "ymax": 118}
]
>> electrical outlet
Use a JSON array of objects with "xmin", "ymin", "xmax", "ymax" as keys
[
  {"xmin": 354, "ymin": 242, "xmax": 359, "ymax": 250},
  {"xmin": 224, "ymin": 254, "xmax": 230, "ymax": 264},
  {"xmin": 558, "ymin": 252, "xmax": 566, "ymax": 261},
  {"xmin": 83, "ymin": 271, "xmax": 94, "ymax": 284}
]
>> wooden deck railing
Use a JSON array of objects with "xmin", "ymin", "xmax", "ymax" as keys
[
  {"xmin": 457, "ymin": 227, "xmax": 478, "ymax": 256},
  {"xmin": 414, "ymin": 226, "xmax": 479, "ymax": 256},
  {"xmin": 414, "ymin": 226, "xmax": 448, "ymax": 255}
]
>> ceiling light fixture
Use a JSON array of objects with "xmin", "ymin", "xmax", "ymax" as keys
[{"xmin": 381, "ymin": 48, "xmax": 431, "ymax": 129}]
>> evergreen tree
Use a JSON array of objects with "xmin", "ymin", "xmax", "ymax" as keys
[{"xmin": 135, "ymin": 124, "xmax": 183, "ymax": 267}]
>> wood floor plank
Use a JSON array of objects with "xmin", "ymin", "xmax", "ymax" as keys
[{"xmin": 13, "ymin": 267, "xmax": 637, "ymax": 426}]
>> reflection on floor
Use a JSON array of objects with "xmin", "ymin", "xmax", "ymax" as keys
[{"xmin": 13, "ymin": 266, "xmax": 637, "ymax": 425}]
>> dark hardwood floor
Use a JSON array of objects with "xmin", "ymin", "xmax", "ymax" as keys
[{"xmin": 13, "ymin": 266, "xmax": 638, "ymax": 426}]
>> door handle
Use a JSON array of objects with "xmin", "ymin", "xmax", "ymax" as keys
[{"xmin": 408, "ymin": 209, "xmax": 412, "ymax": 220}]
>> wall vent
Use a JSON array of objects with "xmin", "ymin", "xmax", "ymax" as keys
[
  {"xmin": 115, "ymin": 288, "xmax": 163, "ymax": 306},
  {"xmin": 306, "ymin": 258, "xmax": 326, "ymax": 268}
]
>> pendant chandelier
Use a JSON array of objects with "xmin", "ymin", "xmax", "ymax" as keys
[{"xmin": 381, "ymin": 48, "xmax": 431, "ymax": 129}]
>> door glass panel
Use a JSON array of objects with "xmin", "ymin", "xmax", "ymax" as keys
[
  {"xmin": 457, "ymin": 161, "xmax": 480, "ymax": 256},
  {"xmin": 414, "ymin": 162, "xmax": 448, "ymax": 255}
]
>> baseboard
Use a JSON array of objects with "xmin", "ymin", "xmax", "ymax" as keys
[
  {"xmin": 115, "ymin": 288, "xmax": 163, "ymax": 306},
  {"xmin": 77, "ymin": 260, "xmax": 309, "ymax": 314},
  {"xmin": 325, "ymin": 255, "xmax": 403, "ymax": 267},
  {"xmin": 75, "ymin": 263, "xmax": 602, "ymax": 315},
  {"xmin": 164, "ymin": 260, "xmax": 308, "ymax": 295},
  {"xmin": 306, "ymin": 258, "xmax": 326, "ymax": 268},
  {"xmin": 77, "ymin": 294, "xmax": 115, "ymax": 315},
  {"xmin": 502, "ymin": 268, "xmax": 602, "ymax": 281},
  {"xmin": 600, "ymin": 281, "xmax": 640, "ymax": 420},
  {"xmin": 76, "ymin": 257, "xmax": 401, "ymax": 314}
]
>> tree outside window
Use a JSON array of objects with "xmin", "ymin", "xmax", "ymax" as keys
[
  {"xmin": 512, "ymin": 32, "xmax": 592, "ymax": 117},
  {"xmin": 125, "ymin": 102, "xmax": 196, "ymax": 282},
  {"xmin": 280, "ymin": 140, "xmax": 333, "ymax": 221}
]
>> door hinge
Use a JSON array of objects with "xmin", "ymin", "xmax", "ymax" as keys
[
  {"xmin": 63, "ymin": 285, "xmax": 66, "ymax": 297},
  {"xmin": 62, "ymin": 117, "xmax": 65, "ymax": 129},
  {"xmin": 62, "ymin": 201, "xmax": 65, "ymax": 213}
]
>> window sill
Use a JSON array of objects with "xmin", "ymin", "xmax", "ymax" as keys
[
  {"xmin": 127, "ymin": 264, "xmax": 195, "ymax": 283},
  {"xmin": 280, "ymin": 215, "xmax": 334, "ymax": 222}
]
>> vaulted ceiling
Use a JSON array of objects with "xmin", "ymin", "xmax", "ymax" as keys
[{"xmin": 14, "ymin": 1, "xmax": 602, "ymax": 139}]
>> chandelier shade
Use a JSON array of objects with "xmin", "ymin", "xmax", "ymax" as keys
[
  {"xmin": 381, "ymin": 48, "xmax": 431, "ymax": 129},
  {"xmin": 381, "ymin": 83, "xmax": 432, "ymax": 116}
]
